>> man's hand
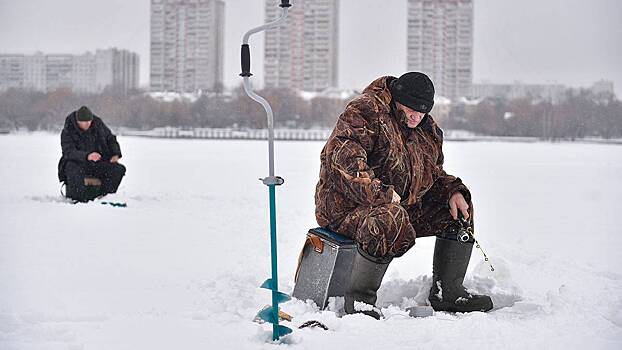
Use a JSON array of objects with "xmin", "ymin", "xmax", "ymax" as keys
[
  {"xmin": 449, "ymin": 192, "xmax": 469, "ymax": 220},
  {"xmin": 110, "ymin": 155, "xmax": 120, "ymax": 163},
  {"xmin": 391, "ymin": 190, "xmax": 401, "ymax": 204},
  {"xmin": 87, "ymin": 152, "xmax": 101, "ymax": 162}
]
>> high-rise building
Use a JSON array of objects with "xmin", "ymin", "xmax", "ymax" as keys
[
  {"xmin": 73, "ymin": 52, "xmax": 97, "ymax": 93},
  {"xmin": 0, "ymin": 49, "xmax": 139, "ymax": 93},
  {"xmin": 23, "ymin": 53, "xmax": 46, "ymax": 91},
  {"xmin": 0, "ymin": 55, "xmax": 24, "ymax": 90},
  {"xmin": 264, "ymin": 0, "xmax": 339, "ymax": 92},
  {"xmin": 150, "ymin": 0, "xmax": 225, "ymax": 93},
  {"xmin": 96, "ymin": 48, "xmax": 140, "ymax": 94},
  {"xmin": 42, "ymin": 54, "xmax": 74, "ymax": 92},
  {"xmin": 590, "ymin": 80, "xmax": 615, "ymax": 97},
  {"xmin": 407, "ymin": 0, "xmax": 473, "ymax": 100}
]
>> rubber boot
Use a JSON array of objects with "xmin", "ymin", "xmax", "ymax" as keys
[
  {"xmin": 428, "ymin": 236, "xmax": 493, "ymax": 312},
  {"xmin": 344, "ymin": 246, "xmax": 391, "ymax": 319}
]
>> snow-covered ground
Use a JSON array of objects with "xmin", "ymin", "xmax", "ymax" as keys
[{"xmin": 1, "ymin": 133, "xmax": 621, "ymax": 349}]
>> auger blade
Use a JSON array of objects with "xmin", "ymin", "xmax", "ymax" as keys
[
  {"xmin": 274, "ymin": 291, "xmax": 291, "ymax": 304},
  {"xmin": 260, "ymin": 280, "xmax": 291, "ymax": 304},
  {"xmin": 260, "ymin": 278, "xmax": 274, "ymax": 290},
  {"xmin": 258, "ymin": 306, "xmax": 278, "ymax": 324},
  {"xmin": 275, "ymin": 324, "xmax": 293, "ymax": 337}
]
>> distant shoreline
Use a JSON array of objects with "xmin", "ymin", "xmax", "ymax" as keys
[{"xmin": 3, "ymin": 129, "xmax": 621, "ymax": 145}]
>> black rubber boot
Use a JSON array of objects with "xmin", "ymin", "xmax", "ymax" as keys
[
  {"xmin": 428, "ymin": 236, "xmax": 493, "ymax": 312},
  {"xmin": 344, "ymin": 246, "xmax": 391, "ymax": 319}
]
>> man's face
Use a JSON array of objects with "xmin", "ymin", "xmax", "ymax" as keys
[
  {"xmin": 77, "ymin": 120, "xmax": 92, "ymax": 131},
  {"xmin": 396, "ymin": 102, "xmax": 425, "ymax": 129}
]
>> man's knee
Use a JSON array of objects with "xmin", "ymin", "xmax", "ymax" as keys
[
  {"xmin": 110, "ymin": 163, "xmax": 126, "ymax": 178},
  {"xmin": 369, "ymin": 203, "xmax": 409, "ymax": 219},
  {"xmin": 95, "ymin": 162, "xmax": 125, "ymax": 180},
  {"xmin": 356, "ymin": 203, "xmax": 416, "ymax": 259},
  {"xmin": 415, "ymin": 195, "xmax": 475, "ymax": 239}
]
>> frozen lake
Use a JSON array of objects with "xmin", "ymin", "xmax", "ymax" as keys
[{"xmin": 0, "ymin": 134, "xmax": 621, "ymax": 349}]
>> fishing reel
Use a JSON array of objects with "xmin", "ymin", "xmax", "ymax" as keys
[
  {"xmin": 456, "ymin": 211, "xmax": 473, "ymax": 243},
  {"xmin": 452, "ymin": 211, "xmax": 495, "ymax": 272}
]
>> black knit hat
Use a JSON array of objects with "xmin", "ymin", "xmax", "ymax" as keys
[
  {"xmin": 76, "ymin": 106, "xmax": 93, "ymax": 121},
  {"xmin": 390, "ymin": 72, "xmax": 435, "ymax": 113}
]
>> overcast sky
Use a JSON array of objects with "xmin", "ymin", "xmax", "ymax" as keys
[{"xmin": 1, "ymin": 0, "xmax": 620, "ymax": 96}]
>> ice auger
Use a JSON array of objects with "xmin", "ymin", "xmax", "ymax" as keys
[{"xmin": 240, "ymin": 0, "xmax": 293, "ymax": 342}]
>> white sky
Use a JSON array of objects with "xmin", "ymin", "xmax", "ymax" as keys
[{"xmin": 0, "ymin": 0, "xmax": 620, "ymax": 95}]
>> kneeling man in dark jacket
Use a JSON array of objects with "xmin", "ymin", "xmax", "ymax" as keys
[{"xmin": 58, "ymin": 106, "xmax": 126, "ymax": 202}]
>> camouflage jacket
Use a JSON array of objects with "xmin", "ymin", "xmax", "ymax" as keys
[{"xmin": 315, "ymin": 76, "xmax": 470, "ymax": 228}]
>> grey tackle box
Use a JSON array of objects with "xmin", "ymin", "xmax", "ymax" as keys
[{"xmin": 292, "ymin": 227, "xmax": 356, "ymax": 309}]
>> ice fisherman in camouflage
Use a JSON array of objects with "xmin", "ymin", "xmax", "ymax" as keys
[{"xmin": 315, "ymin": 72, "xmax": 493, "ymax": 318}]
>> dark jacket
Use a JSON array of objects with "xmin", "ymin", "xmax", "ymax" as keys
[
  {"xmin": 315, "ymin": 76, "xmax": 470, "ymax": 228},
  {"xmin": 57, "ymin": 111, "xmax": 122, "ymax": 182}
]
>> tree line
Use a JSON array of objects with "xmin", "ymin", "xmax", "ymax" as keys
[
  {"xmin": 0, "ymin": 86, "xmax": 620, "ymax": 139},
  {"xmin": 444, "ymin": 89, "xmax": 622, "ymax": 140},
  {"xmin": 0, "ymin": 86, "xmax": 348, "ymax": 132}
]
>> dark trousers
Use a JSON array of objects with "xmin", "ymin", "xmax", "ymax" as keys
[{"xmin": 65, "ymin": 160, "xmax": 126, "ymax": 201}]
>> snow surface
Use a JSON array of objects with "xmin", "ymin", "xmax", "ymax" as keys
[{"xmin": 1, "ymin": 133, "xmax": 621, "ymax": 349}]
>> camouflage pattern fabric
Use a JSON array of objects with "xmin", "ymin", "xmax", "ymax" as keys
[
  {"xmin": 315, "ymin": 76, "xmax": 472, "ymax": 259},
  {"xmin": 331, "ymin": 183, "xmax": 474, "ymax": 259}
]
